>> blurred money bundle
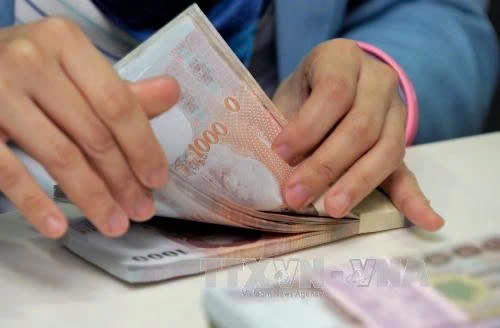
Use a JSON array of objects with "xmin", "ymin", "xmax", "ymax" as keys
[
  {"xmin": 58, "ymin": 4, "xmax": 405, "ymax": 283},
  {"xmin": 203, "ymin": 235, "xmax": 500, "ymax": 328}
]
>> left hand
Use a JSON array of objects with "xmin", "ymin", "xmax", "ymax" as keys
[{"xmin": 272, "ymin": 39, "xmax": 444, "ymax": 231}]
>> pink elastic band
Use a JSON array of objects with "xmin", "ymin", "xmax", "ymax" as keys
[{"xmin": 357, "ymin": 42, "xmax": 419, "ymax": 146}]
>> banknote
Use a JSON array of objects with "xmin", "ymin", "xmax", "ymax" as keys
[
  {"xmin": 115, "ymin": 4, "xmax": 293, "ymax": 215},
  {"xmin": 61, "ymin": 204, "xmax": 359, "ymax": 283},
  {"xmin": 204, "ymin": 286, "xmax": 361, "ymax": 328},
  {"xmin": 203, "ymin": 235, "xmax": 500, "ymax": 328},
  {"xmin": 59, "ymin": 191, "xmax": 405, "ymax": 282},
  {"xmin": 59, "ymin": 4, "xmax": 407, "ymax": 282},
  {"xmin": 111, "ymin": 4, "xmax": 404, "ymax": 231},
  {"xmin": 56, "ymin": 4, "xmax": 405, "ymax": 233}
]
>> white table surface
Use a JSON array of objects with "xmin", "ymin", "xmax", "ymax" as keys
[{"xmin": 1, "ymin": 132, "xmax": 499, "ymax": 327}]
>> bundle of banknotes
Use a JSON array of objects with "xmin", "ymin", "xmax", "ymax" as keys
[
  {"xmin": 57, "ymin": 4, "xmax": 407, "ymax": 283},
  {"xmin": 203, "ymin": 235, "xmax": 500, "ymax": 328}
]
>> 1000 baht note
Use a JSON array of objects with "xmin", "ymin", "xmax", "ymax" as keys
[
  {"xmin": 113, "ymin": 4, "xmax": 403, "ymax": 231},
  {"xmin": 59, "ymin": 4, "xmax": 406, "ymax": 283},
  {"xmin": 115, "ymin": 4, "xmax": 293, "ymax": 215},
  {"xmin": 60, "ymin": 205, "xmax": 359, "ymax": 283}
]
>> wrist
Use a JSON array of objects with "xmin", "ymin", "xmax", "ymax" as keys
[{"xmin": 356, "ymin": 41, "xmax": 419, "ymax": 146}]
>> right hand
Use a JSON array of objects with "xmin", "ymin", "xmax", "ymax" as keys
[{"xmin": 0, "ymin": 17, "xmax": 180, "ymax": 239}]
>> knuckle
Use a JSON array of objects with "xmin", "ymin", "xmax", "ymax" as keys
[
  {"xmin": 331, "ymin": 38, "xmax": 362, "ymax": 59},
  {"xmin": 314, "ymin": 160, "xmax": 338, "ymax": 181},
  {"xmin": 351, "ymin": 116, "xmax": 377, "ymax": 143},
  {"xmin": 323, "ymin": 38, "xmax": 347, "ymax": 50},
  {"xmin": 381, "ymin": 65, "xmax": 399, "ymax": 88},
  {"xmin": 111, "ymin": 172, "xmax": 134, "ymax": 195},
  {"xmin": 83, "ymin": 125, "xmax": 116, "ymax": 156},
  {"xmin": 307, "ymin": 43, "xmax": 325, "ymax": 64},
  {"xmin": 2, "ymin": 38, "xmax": 44, "ymax": 70},
  {"xmin": 305, "ymin": 39, "xmax": 360, "ymax": 88},
  {"xmin": 38, "ymin": 16, "xmax": 81, "ymax": 38},
  {"xmin": 321, "ymin": 76, "xmax": 352, "ymax": 104},
  {"xmin": 20, "ymin": 193, "xmax": 47, "ymax": 212},
  {"xmin": 47, "ymin": 140, "xmax": 81, "ymax": 171},
  {"xmin": 358, "ymin": 172, "xmax": 374, "ymax": 191},
  {"xmin": 347, "ymin": 39, "xmax": 361, "ymax": 54},
  {"xmin": 303, "ymin": 49, "xmax": 322, "ymax": 81},
  {"xmin": 370, "ymin": 61, "xmax": 399, "ymax": 90},
  {"xmin": 98, "ymin": 88, "xmax": 134, "ymax": 123},
  {"xmin": 305, "ymin": 40, "xmax": 336, "ymax": 75},
  {"xmin": 0, "ymin": 162, "xmax": 22, "ymax": 190},
  {"xmin": 334, "ymin": 38, "xmax": 359, "ymax": 52},
  {"xmin": 131, "ymin": 137, "xmax": 157, "ymax": 163}
]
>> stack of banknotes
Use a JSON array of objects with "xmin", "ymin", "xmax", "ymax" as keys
[
  {"xmin": 203, "ymin": 235, "xmax": 500, "ymax": 328},
  {"xmin": 57, "ymin": 4, "xmax": 407, "ymax": 283}
]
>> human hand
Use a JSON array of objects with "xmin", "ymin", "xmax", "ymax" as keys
[
  {"xmin": 0, "ymin": 18, "xmax": 180, "ymax": 239},
  {"xmin": 272, "ymin": 39, "xmax": 443, "ymax": 231}
]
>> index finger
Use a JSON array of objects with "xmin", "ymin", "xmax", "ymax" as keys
[
  {"xmin": 58, "ymin": 25, "xmax": 168, "ymax": 189},
  {"xmin": 272, "ymin": 40, "xmax": 361, "ymax": 164}
]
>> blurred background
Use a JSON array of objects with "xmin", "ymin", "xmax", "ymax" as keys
[{"xmin": 486, "ymin": 1, "xmax": 500, "ymax": 132}]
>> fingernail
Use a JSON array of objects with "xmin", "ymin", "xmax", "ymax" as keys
[
  {"xmin": 430, "ymin": 215, "xmax": 445, "ymax": 231},
  {"xmin": 134, "ymin": 195, "xmax": 155, "ymax": 221},
  {"xmin": 285, "ymin": 184, "xmax": 312, "ymax": 209},
  {"xmin": 326, "ymin": 193, "xmax": 351, "ymax": 217},
  {"xmin": 148, "ymin": 166, "xmax": 168, "ymax": 188},
  {"xmin": 274, "ymin": 144, "xmax": 293, "ymax": 163},
  {"xmin": 44, "ymin": 215, "xmax": 66, "ymax": 237},
  {"xmin": 108, "ymin": 210, "xmax": 129, "ymax": 236}
]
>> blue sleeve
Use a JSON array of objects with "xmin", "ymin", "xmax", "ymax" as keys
[
  {"xmin": 342, "ymin": 0, "xmax": 499, "ymax": 143},
  {"xmin": 0, "ymin": 0, "xmax": 15, "ymax": 28}
]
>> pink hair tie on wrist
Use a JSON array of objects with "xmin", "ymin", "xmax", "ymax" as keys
[{"xmin": 356, "ymin": 41, "xmax": 419, "ymax": 146}]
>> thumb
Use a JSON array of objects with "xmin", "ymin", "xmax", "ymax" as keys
[{"xmin": 129, "ymin": 76, "xmax": 180, "ymax": 118}]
